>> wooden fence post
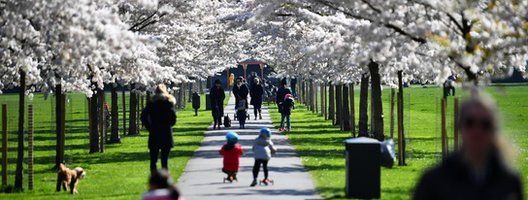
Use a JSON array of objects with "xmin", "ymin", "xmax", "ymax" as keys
[
  {"xmin": 27, "ymin": 104, "xmax": 34, "ymax": 190},
  {"xmin": 1, "ymin": 104, "xmax": 7, "ymax": 186},
  {"xmin": 454, "ymin": 97, "xmax": 459, "ymax": 151},
  {"xmin": 441, "ymin": 98, "xmax": 448, "ymax": 158}
]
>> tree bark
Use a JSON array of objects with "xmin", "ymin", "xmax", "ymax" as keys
[
  {"xmin": 359, "ymin": 74, "xmax": 369, "ymax": 137},
  {"xmin": 55, "ymin": 84, "xmax": 66, "ymax": 168},
  {"xmin": 109, "ymin": 85, "xmax": 120, "ymax": 143},
  {"xmin": 369, "ymin": 61, "xmax": 385, "ymax": 141},
  {"xmin": 122, "ymin": 87, "xmax": 126, "ymax": 135},
  {"xmin": 89, "ymin": 92, "xmax": 100, "ymax": 153},
  {"xmin": 320, "ymin": 84, "xmax": 325, "ymax": 116},
  {"xmin": 350, "ymin": 83, "xmax": 356, "ymax": 136},
  {"xmin": 314, "ymin": 83, "xmax": 318, "ymax": 113},
  {"xmin": 390, "ymin": 88, "xmax": 396, "ymax": 139},
  {"xmin": 14, "ymin": 71, "xmax": 26, "ymax": 190},
  {"xmin": 328, "ymin": 84, "xmax": 335, "ymax": 123},
  {"xmin": 98, "ymin": 90, "xmax": 105, "ymax": 152},
  {"xmin": 397, "ymin": 70, "xmax": 406, "ymax": 166},
  {"xmin": 342, "ymin": 84, "xmax": 351, "ymax": 131},
  {"xmin": 335, "ymin": 84, "xmax": 342, "ymax": 127},
  {"xmin": 128, "ymin": 89, "xmax": 138, "ymax": 135}
]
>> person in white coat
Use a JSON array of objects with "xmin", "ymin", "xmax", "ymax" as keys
[{"xmin": 250, "ymin": 128, "xmax": 276, "ymax": 186}]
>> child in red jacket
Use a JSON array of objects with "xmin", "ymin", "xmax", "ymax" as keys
[{"xmin": 219, "ymin": 132, "xmax": 243, "ymax": 182}]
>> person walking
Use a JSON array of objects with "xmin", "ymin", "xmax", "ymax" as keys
[
  {"xmin": 279, "ymin": 94, "xmax": 294, "ymax": 132},
  {"xmin": 414, "ymin": 91, "xmax": 524, "ymax": 200},
  {"xmin": 232, "ymin": 76, "xmax": 249, "ymax": 111},
  {"xmin": 228, "ymin": 73, "xmax": 235, "ymax": 90},
  {"xmin": 210, "ymin": 79, "xmax": 225, "ymax": 129},
  {"xmin": 141, "ymin": 84, "xmax": 177, "ymax": 172},
  {"xmin": 275, "ymin": 78, "xmax": 291, "ymax": 114},
  {"xmin": 250, "ymin": 128, "xmax": 276, "ymax": 187},
  {"xmin": 250, "ymin": 78, "xmax": 265, "ymax": 120}
]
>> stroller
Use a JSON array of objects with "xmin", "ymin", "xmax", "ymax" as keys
[{"xmin": 234, "ymin": 99, "xmax": 249, "ymax": 129}]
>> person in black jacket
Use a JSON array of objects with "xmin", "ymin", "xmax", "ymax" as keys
[
  {"xmin": 232, "ymin": 76, "xmax": 249, "ymax": 110},
  {"xmin": 141, "ymin": 84, "xmax": 177, "ymax": 172},
  {"xmin": 414, "ymin": 92, "xmax": 524, "ymax": 200},
  {"xmin": 210, "ymin": 79, "xmax": 225, "ymax": 129},
  {"xmin": 250, "ymin": 78, "xmax": 265, "ymax": 120},
  {"xmin": 275, "ymin": 78, "xmax": 291, "ymax": 113}
]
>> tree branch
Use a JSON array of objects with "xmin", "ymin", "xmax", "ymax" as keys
[{"xmin": 314, "ymin": 0, "xmax": 427, "ymax": 44}]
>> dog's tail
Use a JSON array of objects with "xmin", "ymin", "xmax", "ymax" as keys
[{"xmin": 58, "ymin": 163, "xmax": 67, "ymax": 172}]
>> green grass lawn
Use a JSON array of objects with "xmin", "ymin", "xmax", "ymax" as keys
[
  {"xmin": 270, "ymin": 85, "xmax": 528, "ymax": 199},
  {"xmin": 0, "ymin": 91, "xmax": 223, "ymax": 199}
]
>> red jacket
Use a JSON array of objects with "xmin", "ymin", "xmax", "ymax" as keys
[{"xmin": 219, "ymin": 143, "xmax": 243, "ymax": 172}]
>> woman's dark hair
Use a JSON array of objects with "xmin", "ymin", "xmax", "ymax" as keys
[
  {"xmin": 280, "ymin": 78, "xmax": 287, "ymax": 86},
  {"xmin": 149, "ymin": 170, "xmax": 180, "ymax": 199},
  {"xmin": 214, "ymin": 79, "xmax": 221, "ymax": 84}
]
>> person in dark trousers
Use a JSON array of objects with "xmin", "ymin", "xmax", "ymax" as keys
[
  {"xmin": 192, "ymin": 92, "xmax": 200, "ymax": 116},
  {"xmin": 290, "ymin": 77, "xmax": 297, "ymax": 97},
  {"xmin": 141, "ymin": 84, "xmax": 177, "ymax": 173},
  {"xmin": 250, "ymin": 128, "xmax": 276, "ymax": 187},
  {"xmin": 414, "ymin": 91, "xmax": 524, "ymax": 200},
  {"xmin": 250, "ymin": 78, "xmax": 265, "ymax": 120},
  {"xmin": 279, "ymin": 94, "xmax": 294, "ymax": 132},
  {"xmin": 248, "ymin": 72, "xmax": 258, "ymax": 89},
  {"xmin": 210, "ymin": 79, "xmax": 225, "ymax": 129},
  {"xmin": 232, "ymin": 76, "xmax": 249, "ymax": 111},
  {"xmin": 275, "ymin": 78, "xmax": 291, "ymax": 113}
]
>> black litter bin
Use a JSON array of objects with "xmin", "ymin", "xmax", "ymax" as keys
[
  {"xmin": 344, "ymin": 137, "xmax": 380, "ymax": 199},
  {"xmin": 205, "ymin": 93, "xmax": 211, "ymax": 110}
]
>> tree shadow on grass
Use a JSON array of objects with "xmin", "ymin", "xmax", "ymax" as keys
[{"xmin": 33, "ymin": 149, "xmax": 196, "ymax": 167}]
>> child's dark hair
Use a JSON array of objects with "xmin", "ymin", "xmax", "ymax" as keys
[{"xmin": 149, "ymin": 169, "xmax": 180, "ymax": 199}]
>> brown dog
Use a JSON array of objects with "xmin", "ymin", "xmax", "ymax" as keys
[{"xmin": 56, "ymin": 163, "xmax": 86, "ymax": 194}]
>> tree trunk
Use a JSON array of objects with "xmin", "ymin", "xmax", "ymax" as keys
[
  {"xmin": 342, "ymin": 84, "xmax": 351, "ymax": 131},
  {"xmin": 188, "ymin": 83, "xmax": 193, "ymax": 102},
  {"xmin": 14, "ymin": 71, "xmax": 26, "ymax": 190},
  {"xmin": 335, "ymin": 84, "xmax": 342, "ymax": 127},
  {"xmin": 314, "ymin": 83, "xmax": 318, "ymax": 113},
  {"xmin": 369, "ymin": 61, "xmax": 385, "ymax": 141},
  {"xmin": 109, "ymin": 85, "xmax": 120, "ymax": 143},
  {"xmin": 89, "ymin": 92, "xmax": 100, "ymax": 153},
  {"xmin": 128, "ymin": 90, "xmax": 138, "ymax": 135},
  {"xmin": 390, "ymin": 88, "xmax": 396, "ymax": 139},
  {"xmin": 122, "ymin": 87, "xmax": 126, "ymax": 135},
  {"xmin": 55, "ymin": 84, "xmax": 66, "ymax": 168},
  {"xmin": 397, "ymin": 70, "xmax": 406, "ymax": 166},
  {"xmin": 350, "ymin": 83, "xmax": 356, "ymax": 136},
  {"xmin": 359, "ymin": 74, "xmax": 369, "ymax": 137},
  {"xmin": 328, "ymin": 84, "xmax": 335, "ymax": 123},
  {"xmin": 98, "ymin": 90, "xmax": 105, "ymax": 152},
  {"xmin": 322, "ymin": 84, "xmax": 327, "ymax": 120}
]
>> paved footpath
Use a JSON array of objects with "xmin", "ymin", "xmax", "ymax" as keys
[{"xmin": 177, "ymin": 93, "xmax": 322, "ymax": 200}]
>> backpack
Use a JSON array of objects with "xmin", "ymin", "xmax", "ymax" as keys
[
  {"xmin": 283, "ymin": 98, "xmax": 294, "ymax": 111},
  {"xmin": 223, "ymin": 115, "xmax": 231, "ymax": 128},
  {"xmin": 237, "ymin": 100, "xmax": 246, "ymax": 112}
]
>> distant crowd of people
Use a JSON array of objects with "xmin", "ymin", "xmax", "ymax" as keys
[{"xmin": 138, "ymin": 76, "xmax": 524, "ymax": 200}]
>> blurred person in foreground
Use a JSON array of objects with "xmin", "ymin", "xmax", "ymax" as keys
[
  {"xmin": 142, "ymin": 170, "xmax": 182, "ymax": 200},
  {"xmin": 414, "ymin": 90, "xmax": 523, "ymax": 200}
]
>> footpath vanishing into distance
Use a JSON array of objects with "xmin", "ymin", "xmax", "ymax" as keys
[{"xmin": 177, "ymin": 93, "xmax": 322, "ymax": 200}]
